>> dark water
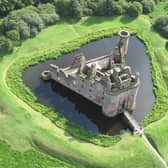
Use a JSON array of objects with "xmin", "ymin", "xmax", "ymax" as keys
[{"xmin": 23, "ymin": 36, "xmax": 155, "ymax": 135}]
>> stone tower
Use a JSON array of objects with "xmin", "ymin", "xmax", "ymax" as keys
[{"xmin": 113, "ymin": 30, "xmax": 130, "ymax": 64}]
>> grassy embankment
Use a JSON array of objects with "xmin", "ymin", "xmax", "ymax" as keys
[
  {"xmin": 0, "ymin": 140, "xmax": 73, "ymax": 168},
  {"xmin": 0, "ymin": 1, "xmax": 168, "ymax": 167},
  {"xmin": 143, "ymin": 0, "xmax": 168, "ymax": 163}
]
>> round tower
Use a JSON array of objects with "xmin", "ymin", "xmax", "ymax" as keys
[{"xmin": 118, "ymin": 30, "xmax": 130, "ymax": 64}]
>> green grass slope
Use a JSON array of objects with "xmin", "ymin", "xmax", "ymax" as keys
[{"xmin": 0, "ymin": 140, "xmax": 73, "ymax": 168}]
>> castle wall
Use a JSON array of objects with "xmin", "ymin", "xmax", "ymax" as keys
[
  {"xmin": 50, "ymin": 68, "xmax": 139, "ymax": 118},
  {"xmin": 102, "ymin": 87, "xmax": 139, "ymax": 117},
  {"xmin": 50, "ymin": 71, "xmax": 105, "ymax": 106}
]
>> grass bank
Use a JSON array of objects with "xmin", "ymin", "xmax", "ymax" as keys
[
  {"xmin": 0, "ymin": 140, "xmax": 73, "ymax": 168},
  {"xmin": 5, "ymin": 26, "xmax": 168, "ymax": 146},
  {"xmin": 0, "ymin": 11, "xmax": 168, "ymax": 168},
  {"xmin": 6, "ymin": 28, "xmax": 123, "ymax": 147}
]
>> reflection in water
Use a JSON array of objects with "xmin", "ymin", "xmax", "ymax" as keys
[
  {"xmin": 23, "ymin": 36, "xmax": 155, "ymax": 135},
  {"xmin": 51, "ymin": 80, "xmax": 129, "ymax": 135}
]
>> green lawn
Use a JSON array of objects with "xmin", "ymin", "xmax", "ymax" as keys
[
  {"xmin": 145, "ymin": 114, "xmax": 168, "ymax": 163},
  {"xmin": 0, "ymin": 140, "xmax": 73, "ymax": 168},
  {"xmin": 149, "ymin": 1, "xmax": 168, "ymax": 20},
  {"xmin": 0, "ymin": 1, "xmax": 168, "ymax": 168}
]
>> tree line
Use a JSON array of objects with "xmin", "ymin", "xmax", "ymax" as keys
[
  {"xmin": 0, "ymin": 3, "xmax": 59, "ymax": 53},
  {"xmin": 0, "ymin": 0, "xmax": 162, "ymax": 53},
  {"xmin": 0, "ymin": 0, "xmax": 160, "ymax": 18}
]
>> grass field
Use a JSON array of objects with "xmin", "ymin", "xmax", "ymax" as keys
[
  {"xmin": 0, "ymin": 140, "xmax": 73, "ymax": 168},
  {"xmin": 0, "ymin": 1, "xmax": 168, "ymax": 167}
]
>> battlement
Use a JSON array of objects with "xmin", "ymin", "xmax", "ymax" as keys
[{"xmin": 49, "ymin": 53, "xmax": 139, "ymax": 93}]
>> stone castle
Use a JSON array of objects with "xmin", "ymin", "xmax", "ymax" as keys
[{"xmin": 41, "ymin": 30, "xmax": 140, "ymax": 117}]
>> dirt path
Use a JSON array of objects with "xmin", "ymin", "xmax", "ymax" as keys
[
  {"xmin": 142, "ymin": 135, "xmax": 168, "ymax": 168},
  {"xmin": 68, "ymin": 25, "xmax": 80, "ymax": 37}
]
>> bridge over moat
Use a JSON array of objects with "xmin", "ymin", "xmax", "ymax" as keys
[{"xmin": 123, "ymin": 111, "xmax": 144, "ymax": 136}]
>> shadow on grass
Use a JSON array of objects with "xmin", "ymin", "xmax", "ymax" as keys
[
  {"xmin": 145, "ymin": 133, "xmax": 162, "ymax": 156},
  {"xmin": 59, "ymin": 17, "xmax": 80, "ymax": 25},
  {"xmin": 0, "ymin": 52, "xmax": 10, "ymax": 62},
  {"xmin": 82, "ymin": 16, "xmax": 116, "ymax": 26},
  {"xmin": 120, "ymin": 15, "xmax": 135, "ymax": 24},
  {"xmin": 31, "ymin": 134, "xmax": 96, "ymax": 168}
]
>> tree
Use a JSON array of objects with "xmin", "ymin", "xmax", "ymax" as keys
[
  {"xmin": 1, "ymin": 6, "xmax": 45, "ymax": 40},
  {"xmin": 6, "ymin": 30, "xmax": 20, "ymax": 41},
  {"xmin": 0, "ymin": 36, "xmax": 13, "ymax": 53},
  {"xmin": 0, "ymin": 3, "xmax": 61, "ymax": 53},
  {"xmin": 112, "ymin": 3, "xmax": 123, "ymax": 15},
  {"xmin": 18, "ymin": 20, "xmax": 31, "ymax": 39},
  {"xmin": 0, "ymin": 0, "xmax": 15, "ymax": 16},
  {"xmin": 19, "ymin": 6, "xmax": 44, "ymax": 32},
  {"xmin": 165, "ymin": 41, "xmax": 168, "ymax": 50},
  {"xmin": 95, "ymin": 0, "xmax": 106, "ymax": 16},
  {"xmin": 162, "ymin": 25, "xmax": 168, "ymax": 38},
  {"xmin": 54, "ymin": 0, "xmax": 70, "ymax": 17},
  {"xmin": 69, "ymin": 0, "xmax": 83, "ymax": 19},
  {"xmin": 86, "ymin": 0, "xmax": 100, "ymax": 15},
  {"xmin": 37, "ymin": 3, "xmax": 59, "ymax": 26},
  {"xmin": 127, "ymin": 1, "xmax": 143, "ymax": 17},
  {"xmin": 141, "ymin": 0, "xmax": 155, "ymax": 14},
  {"xmin": 118, "ymin": 0, "xmax": 129, "ymax": 12},
  {"xmin": 153, "ymin": 15, "xmax": 168, "ymax": 38},
  {"xmin": 154, "ymin": 15, "xmax": 168, "ymax": 31},
  {"xmin": 21, "ymin": 0, "xmax": 35, "ymax": 6},
  {"xmin": 106, "ymin": 0, "xmax": 114, "ymax": 16}
]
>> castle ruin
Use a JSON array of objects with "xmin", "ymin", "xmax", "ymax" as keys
[{"xmin": 41, "ymin": 30, "xmax": 140, "ymax": 117}]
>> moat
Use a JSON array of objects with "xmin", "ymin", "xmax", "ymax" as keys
[{"xmin": 23, "ymin": 36, "xmax": 155, "ymax": 135}]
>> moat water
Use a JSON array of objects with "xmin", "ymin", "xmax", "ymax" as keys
[{"xmin": 23, "ymin": 36, "xmax": 155, "ymax": 135}]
